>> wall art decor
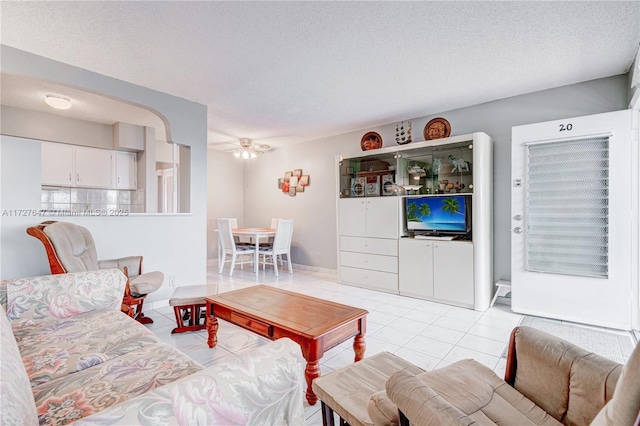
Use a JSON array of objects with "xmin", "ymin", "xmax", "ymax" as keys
[
  {"xmin": 360, "ymin": 131, "xmax": 383, "ymax": 151},
  {"xmin": 424, "ymin": 117, "xmax": 451, "ymax": 140},
  {"xmin": 278, "ymin": 169, "xmax": 309, "ymax": 197},
  {"xmin": 395, "ymin": 120, "xmax": 412, "ymax": 145}
]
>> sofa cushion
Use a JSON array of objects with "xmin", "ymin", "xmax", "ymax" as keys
[
  {"xmin": 33, "ymin": 342, "xmax": 203, "ymax": 425},
  {"xmin": 13, "ymin": 309, "xmax": 160, "ymax": 386},
  {"xmin": 416, "ymin": 359, "xmax": 561, "ymax": 425},
  {"xmin": 511, "ymin": 326, "xmax": 622, "ymax": 425},
  {"xmin": 590, "ymin": 340, "xmax": 640, "ymax": 426},
  {"xmin": 74, "ymin": 338, "xmax": 305, "ymax": 426},
  {"xmin": 5, "ymin": 269, "xmax": 126, "ymax": 326},
  {"xmin": 0, "ymin": 308, "xmax": 38, "ymax": 425}
]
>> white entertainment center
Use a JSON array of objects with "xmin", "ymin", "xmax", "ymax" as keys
[{"xmin": 336, "ymin": 132, "xmax": 493, "ymax": 311}]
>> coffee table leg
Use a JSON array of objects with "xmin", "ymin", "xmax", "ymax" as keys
[
  {"xmin": 304, "ymin": 359, "xmax": 320, "ymax": 405},
  {"xmin": 353, "ymin": 333, "xmax": 366, "ymax": 361},
  {"xmin": 206, "ymin": 315, "xmax": 219, "ymax": 348}
]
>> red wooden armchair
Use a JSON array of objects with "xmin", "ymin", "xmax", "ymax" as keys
[{"xmin": 27, "ymin": 221, "xmax": 163, "ymax": 324}]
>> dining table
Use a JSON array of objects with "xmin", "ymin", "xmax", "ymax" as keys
[{"xmin": 231, "ymin": 227, "xmax": 276, "ymax": 277}]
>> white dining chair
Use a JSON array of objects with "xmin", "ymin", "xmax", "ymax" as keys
[
  {"xmin": 218, "ymin": 218, "xmax": 256, "ymax": 277},
  {"xmin": 259, "ymin": 219, "xmax": 293, "ymax": 276},
  {"xmin": 227, "ymin": 217, "xmax": 252, "ymax": 245}
]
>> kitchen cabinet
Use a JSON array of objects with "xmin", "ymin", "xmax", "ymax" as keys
[
  {"xmin": 75, "ymin": 147, "xmax": 113, "ymax": 188},
  {"xmin": 115, "ymin": 152, "xmax": 136, "ymax": 189},
  {"xmin": 40, "ymin": 142, "xmax": 137, "ymax": 190},
  {"xmin": 41, "ymin": 142, "xmax": 74, "ymax": 186}
]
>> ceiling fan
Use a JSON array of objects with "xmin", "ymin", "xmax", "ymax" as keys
[{"xmin": 226, "ymin": 138, "xmax": 270, "ymax": 159}]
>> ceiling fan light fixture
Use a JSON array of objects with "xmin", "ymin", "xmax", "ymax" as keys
[
  {"xmin": 45, "ymin": 94, "xmax": 72, "ymax": 110},
  {"xmin": 234, "ymin": 138, "xmax": 262, "ymax": 160}
]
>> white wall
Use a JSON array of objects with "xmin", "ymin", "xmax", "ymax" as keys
[
  {"xmin": 206, "ymin": 149, "xmax": 245, "ymax": 259},
  {"xmin": 243, "ymin": 75, "xmax": 629, "ymax": 282},
  {"xmin": 0, "ymin": 47, "xmax": 208, "ymax": 304},
  {"xmin": 1, "ymin": 105, "xmax": 114, "ymax": 149}
]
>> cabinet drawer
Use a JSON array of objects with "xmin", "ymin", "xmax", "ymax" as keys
[
  {"xmin": 340, "ymin": 236, "xmax": 398, "ymax": 256},
  {"xmin": 230, "ymin": 312, "xmax": 273, "ymax": 338},
  {"xmin": 340, "ymin": 251, "xmax": 397, "ymax": 273},
  {"xmin": 340, "ymin": 266, "xmax": 398, "ymax": 292}
]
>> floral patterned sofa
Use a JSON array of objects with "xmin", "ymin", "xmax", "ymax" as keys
[{"xmin": 0, "ymin": 269, "xmax": 305, "ymax": 425}]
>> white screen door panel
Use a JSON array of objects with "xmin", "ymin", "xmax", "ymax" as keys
[{"xmin": 511, "ymin": 110, "xmax": 633, "ymax": 329}]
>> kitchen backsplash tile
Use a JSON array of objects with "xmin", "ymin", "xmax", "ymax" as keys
[{"xmin": 41, "ymin": 187, "xmax": 144, "ymax": 213}]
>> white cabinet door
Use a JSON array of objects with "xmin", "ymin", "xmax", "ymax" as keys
[
  {"xmin": 41, "ymin": 142, "xmax": 74, "ymax": 186},
  {"xmin": 433, "ymin": 241, "xmax": 474, "ymax": 306},
  {"xmin": 75, "ymin": 147, "xmax": 113, "ymax": 188},
  {"xmin": 365, "ymin": 198, "xmax": 398, "ymax": 238},
  {"xmin": 115, "ymin": 152, "xmax": 136, "ymax": 189},
  {"xmin": 339, "ymin": 198, "xmax": 367, "ymax": 237},
  {"xmin": 399, "ymin": 239, "xmax": 434, "ymax": 298}
]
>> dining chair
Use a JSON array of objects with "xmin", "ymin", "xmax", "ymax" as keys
[
  {"xmin": 259, "ymin": 219, "xmax": 293, "ymax": 276},
  {"xmin": 218, "ymin": 218, "xmax": 256, "ymax": 277},
  {"xmin": 259, "ymin": 217, "xmax": 283, "ymax": 263}
]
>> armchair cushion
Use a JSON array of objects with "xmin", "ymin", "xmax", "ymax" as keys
[
  {"xmin": 5, "ymin": 269, "xmax": 127, "ymax": 326},
  {"xmin": 129, "ymin": 271, "xmax": 164, "ymax": 296},
  {"xmin": 590, "ymin": 337, "xmax": 640, "ymax": 426},
  {"xmin": 510, "ymin": 326, "xmax": 622, "ymax": 425},
  {"xmin": 98, "ymin": 255, "xmax": 142, "ymax": 277},
  {"xmin": 384, "ymin": 370, "xmax": 473, "ymax": 426},
  {"xmin": 43, "ymin": 222, "xmax": 100, "ymax": 272}
]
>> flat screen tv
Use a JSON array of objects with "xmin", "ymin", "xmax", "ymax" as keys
[{"xmin": 405, "ymin": 195, "xmax": 470, "ymax": 235}]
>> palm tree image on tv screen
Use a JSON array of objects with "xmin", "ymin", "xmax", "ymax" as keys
[{"xmin": 406, "ymin": 195, "xmax": 468, "ymax": 233}]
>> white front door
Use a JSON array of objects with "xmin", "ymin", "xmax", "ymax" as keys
[{"xmin": 511, "ymin": 110, "xmax": 635, "ymax": 329}]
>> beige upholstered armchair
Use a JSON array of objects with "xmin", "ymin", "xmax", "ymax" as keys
[
  {"xmin": 372, "ymin": 326, "xmax": 640, "ymax": 426},
  {"xmin": 27, "ymin": 221, "xmax": 163, "ymax": 323}
]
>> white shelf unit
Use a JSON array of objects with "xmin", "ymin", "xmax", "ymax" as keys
[{"xmin": 336, "ymin": 132, "xmax": 493, "ymax": 310}]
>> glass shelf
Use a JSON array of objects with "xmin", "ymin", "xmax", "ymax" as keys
[{"xmin": 339, "ymin": 139, "xmax": 474, "ymax": 198}]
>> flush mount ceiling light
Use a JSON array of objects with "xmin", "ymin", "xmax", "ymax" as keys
[
  {"xmin": 45, "ymin": 94, "xmax": 72, "ymax": 110},
  {"xmin": 232, "ymin": 138, "xmax": 269, "ymax": 160}
]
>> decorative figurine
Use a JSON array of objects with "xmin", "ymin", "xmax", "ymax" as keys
[{"xmin": 448, "ymin": 154, "xmax": 469, "ymax": 172}]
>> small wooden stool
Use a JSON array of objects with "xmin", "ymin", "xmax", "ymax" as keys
[{"xmin": 168, "ymin": 284, "xmax": 217, "ymax": 334}]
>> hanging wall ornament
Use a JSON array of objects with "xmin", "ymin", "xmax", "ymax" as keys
[{"xmin": 395, "ymin": 120, "xmax": 412, "ymax": 145}]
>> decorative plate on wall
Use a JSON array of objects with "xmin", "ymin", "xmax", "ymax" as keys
[
  {"xmin": 423, "ymin": 118, "xmax": 451, "ymax": 140},
  {"xmin": 360, "ymin": 131, "xmax": 383, "ymax": 151}
]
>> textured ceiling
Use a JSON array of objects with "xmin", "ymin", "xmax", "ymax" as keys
[{"xmin": 1, "ymin": 1, "xmax": 639, "ymax": 150}]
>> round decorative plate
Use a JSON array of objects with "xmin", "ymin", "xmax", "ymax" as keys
[
  {"xmin": 423, "ymin": 118, "xmax": 451, "ymax": 140},
  {"xmin": 360, "ymin": 131, "xmax": 383, "ymax": 151}
]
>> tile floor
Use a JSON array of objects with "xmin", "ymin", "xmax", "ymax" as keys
[{"xmin": 145, "ymin": 261, "xmax": 635, "ymax": 425}]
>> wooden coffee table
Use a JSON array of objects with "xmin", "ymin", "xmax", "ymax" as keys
[{"xmin": 205, "ymin": 285, "xmax": 368, "ymax": 405}]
